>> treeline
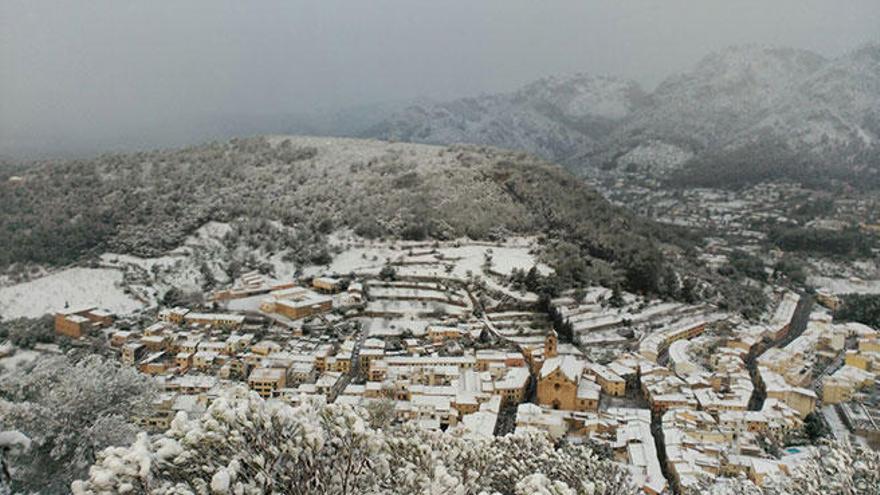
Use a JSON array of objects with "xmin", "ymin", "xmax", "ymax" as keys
[
  {"xmin": 492, "ymin": 157, "xmax": 682, "ymax": 296},
  {"xmin": 664, "ymin": 137, "xmax": 880, "ymax": 191},
  {"xmin": 769, "ymin": 225, "xmax": 875, "ymax": 257},
  {"xmin": 834, "ymin": 294, "xmax": 880, "ymax": 329},
  {"xmin": 666, "ymin": 138, "xmax": 817, "ymax": 190}
]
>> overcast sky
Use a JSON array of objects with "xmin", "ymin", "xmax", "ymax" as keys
[{"xmin": 1, "ymin": 0, "xmax": 878, "ymax": 158}]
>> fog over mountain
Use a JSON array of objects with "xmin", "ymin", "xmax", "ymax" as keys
[
  {"xmin": 369, "ymin": 44, "xmax": 880, "ymax": 187},
  {"xmin": 595, "ymin": 45, "xmax": 880, "ymax": 171},
  {"xmin": 2, "ymin": 0, "xmax": 879, "ymax": 159},
  {"xmin": 366, "ymin": 74, "xmax": 648, "ymax": 163}
]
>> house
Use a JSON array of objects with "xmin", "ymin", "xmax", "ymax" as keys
[
  {"xmin": 141, "ymin": 334, "xmax": 170, "ymax": 352},
  {"xmin": 183, "ymin": 312, "xmax": 245, "ymax": 330},
  {"xmin": 760, "ymin": 367, "xmax": 816, "ymax": 418},
  {"xmin": 175, "ymin": 352, "xmax": 194, "ymax": 370},
  {"xmin": 138, "ymin": 352, "xmax": 169, "ymax": 375},
  {"xmin": 54, "ymin": 307, "xmax": 114, "ymax": 338},
  {"xmin": 487, "ymin": 366, "xmax": 530, "ymax": 406},
  {"xmin": 248, "ymin": 367, "xmax": 287, "ymax": 398},
  {"xmin": 822, "ymin": 365, "xmax": 875, "ymax": 404},
  {"xmin": 360, "ymin": 348, "xmax": 385, "ymax": 375},
  {"xmin": 427, "ymin": 325, "xmax": 465, "ymax": 344},
  {"xmin": 333, "ymin": 349, "xmax": 353, "ymax": 373},
  {"xmin": 209, "ymin": 271, "xmax": 295, "ymax": 301},
  {"xmin": 192, "ymin": 351, "xmax": 219, "ymax": 371},
  {"xmin": 586, "ymin": 363, "xmax": 626, "ymax": 397},
  {"xmin": 769, "ymin": 292, "xmax": 800, "ymax": 341},
  {"xmin": 158, "ymin": 307, "xmax": 190, "ymax": 324},
  {"xmin": 251, "ymin": 340, "xmax": 282, "ymax": 356},
  {"xmin": 639, "ymin": 318, "xmax": 708, "ymax": 363},
  {"xmin": 121, "ymin": 343, "xmax": 147, "ymax": 365},
  {"xmin": 110, "ymin": 330, "xmax": 136, "ymax": 347}
]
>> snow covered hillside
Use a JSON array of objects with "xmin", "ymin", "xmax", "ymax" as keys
[
  {"xmin": 0, "ymin": 267, "xmax": 143, "ymax": 319},
  {"xmin": 1, "ymin": 136, "xmax": 680, "ymax": 298}
]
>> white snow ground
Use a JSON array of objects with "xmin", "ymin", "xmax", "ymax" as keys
[{"xmin": 0, "ymin": 267, "xmax": 143, "ymax": 319}]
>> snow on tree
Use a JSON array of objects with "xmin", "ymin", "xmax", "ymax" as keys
[
  {"xmin": 0, "ymin": 354, "xmax": 157, "ymax": 493},
  {"xmin": 689, "ymin": 440, "xmax": 880, "ymax": 495},
  {"xmin": 514, "ymin": 473, "xmax": 577, "ymax": 495},
  {"xmin": 762, "ymin": 441, "xmax": 880, "ymax": 495},
  {"xmin": 72, "ymin": 386, "xmax": 636, "ymax": 495},
  {"xmin": 0, "ymin": 431, "xmax": 31, "ymax": 495},
  {"xmin": 688, "ymin": 474, "xmax": 764, "ymax": 495}
]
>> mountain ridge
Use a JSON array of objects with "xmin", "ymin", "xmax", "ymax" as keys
[
  {"xmin": 364, "ymin": 73, "xmax": 647, "ymax": 163},
  {"xmin": 367, "ymin": 43, "xmax": 880, "ymax": 187}
]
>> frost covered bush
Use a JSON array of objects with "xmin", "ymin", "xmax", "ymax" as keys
[
  {"xmin": 0, "ymin": 315, "xmax": 55, "ymax": 349},
  {"xmin": 514, "ymin": 473, "xmax": 577, "ymax": 495},
  {"xmin": 762, "ymin": 441, "xmax": 880, "ymax": 495},
  {"xmin": 0, "ymin": 431, "xmax": 31, "ymax": 495},
  {"xmin": 689, "ymin": 441, "xmax": 880, "ymax": 495},
  {"xmin": 72, "ymin": 387, "xmax": 636, "ymax": 495},
  {"xmin": 0, "ymin": 354, "xmax": 157, "ymax": 493}
]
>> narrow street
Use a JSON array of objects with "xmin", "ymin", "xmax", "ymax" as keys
[
  {"xmin": 822, "ymin": 404, "xmax": 851, "ymax": 446},
  {"xmin": 745, "ymin": 294, "xmax": 814, "ymax": 411},
  {"xmin": 349, "ymin": 319, "xmax": 370, "ymax": 382},
  {"xmin": 649, "ymin": 410, "xmax": 677, "ymax": 495}
]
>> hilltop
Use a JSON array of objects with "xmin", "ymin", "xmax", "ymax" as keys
[{"xmin": 0, "ymin": 136, "xmax": 685, "ymax": 296}]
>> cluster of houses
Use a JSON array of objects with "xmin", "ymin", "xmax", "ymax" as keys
[
  {"xmin": 337, "ymin": 347, "xmax": 531, "ymax": 434},
  {"xmin": 515, "ymin": 404, "xmax": 668, "ymax": 493},
  {"xmin": 754, "ymin": 308, "xmax": 876, "ymax": 418},
  {"xmin": 47, "ymin": 244, "xmax": 880, "ymax": 495},
  {"xmin": 509, "ymin": 292, "xmax": 809, "ymax": 494},
  {"xmin": 823, "ymin": 329, "xmax": 879, "ymax": 404}
]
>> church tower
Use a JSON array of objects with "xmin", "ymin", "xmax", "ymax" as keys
[{"xmin": 545, "ymin": 328, "xmax": 558, "ymax": 359}]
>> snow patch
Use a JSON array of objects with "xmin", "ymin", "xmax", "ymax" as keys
[{"xmin": 0, "ymin": 267, "xmax": 143, "ymax": 319}]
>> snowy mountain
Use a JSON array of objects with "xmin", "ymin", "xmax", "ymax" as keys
[
  {"xmin": 599, "ymin": 44, "xmax": 880, "ymax": 176},
  {"xmin": 366, "ymin": 74, "xmax": 647, "ymax": 163},
  {"xmin": 751, "ymin": 44, "xmax": 880, "ymax": 160},
  {"xmin": 593, "ymin": 46, "xmax": 827, "ymax": 166},
  {"xmin": 368, "ymin": 44, "xmax": 880, "ymax": 186}
]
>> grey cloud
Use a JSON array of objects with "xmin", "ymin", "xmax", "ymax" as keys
[{"xmin": 1, "ymin": 0, "xmax": 878, "ymax": 158}]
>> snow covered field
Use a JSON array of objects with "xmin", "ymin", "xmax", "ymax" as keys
[
  {"xmin": 0, "ymin": 267, "xmax": 143, "ymax": 319},
  {"xmin": 809, "ymin": 276, "xmax": 880, "ymax": 295},
  {"xmin": 357, "ymin": 317, "xmax": 433, "ymax": 337}
]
